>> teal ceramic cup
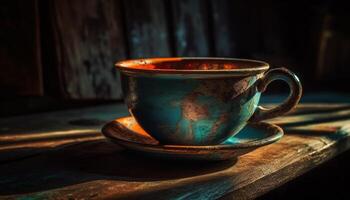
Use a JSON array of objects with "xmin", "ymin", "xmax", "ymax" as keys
[{"xmin": 115, "ymin": 58, "xmax": 302, "ymax": 145}]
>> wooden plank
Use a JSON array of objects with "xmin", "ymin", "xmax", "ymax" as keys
[
  {"xmin": 123, "ymin": 0, "xmax": 171, "ymax": 58},
  {"xmin": 210, "ymin": 0, "xmax": 237, "ymax": 57},
  {"xmin": 0, "ymin": 103, "xmax": 128, "ymax": 162},
  {"xmin": 0, "ymin": 123, "xmax": 349, "ymax": 199},
  {"xmin": 0, "ymin": 0, "xmax": 43, "ymax": 96},
  {"xmin": 1, "ymin": 103, "xmax": 350, "ymax": 199},
  {"xmin": 50, "ymin": 0, "xmax": 126, "ymax": 99},
  {"xmin": 0, "ymin": 103, "xmax": 128, "ymax": 136},
  {"xmin": 169, "ymin": 0, "xmax": 211, "ymax": 56}
]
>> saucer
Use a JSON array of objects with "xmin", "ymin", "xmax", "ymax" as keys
[{"xmin": 101, "ymin": 116, "xmax": 283, "ymax": 161}]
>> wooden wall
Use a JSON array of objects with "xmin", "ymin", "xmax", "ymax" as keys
[
  {"xmin": 1, "ymin": 0, "xmax": 349, "ymax": 101},
  {"xmin": 48, "ymin": 0, "xmax": 126, "ymax": 99}
]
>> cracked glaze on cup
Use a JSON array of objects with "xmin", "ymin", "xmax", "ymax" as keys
[{"xmin": 115, "ymin": 58, "xmax": 302, "ymax": 145}]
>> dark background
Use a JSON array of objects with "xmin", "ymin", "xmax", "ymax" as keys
[
  {"xmin": 1, "ymin": 0, "xmax": 350, "ymax": 116},
  {"xmin": 1, "ymin": 1, "xmax": 350, "ymax": 199}
]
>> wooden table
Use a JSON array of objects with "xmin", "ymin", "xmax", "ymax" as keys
[{"xmin": 1, "ymin": 103, "xmax": 350, "ymax": 199}]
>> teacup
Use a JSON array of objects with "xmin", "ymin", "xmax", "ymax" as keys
[{"xmin": 115, "ymin": 57, "xmax": 302, "ymax": 145}]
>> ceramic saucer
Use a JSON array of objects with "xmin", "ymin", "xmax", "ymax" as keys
[{"xmin": 101, "ymin": 116, "xmax": 283, "ymax": 161}]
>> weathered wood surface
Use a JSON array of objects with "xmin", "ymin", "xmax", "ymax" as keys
[
  {"xmin": 0, "ymin": 103, "xmax": 128, "ymax": 162},
  {"xmin": 123, "ymin": 0, "xmax": 171, "ymax": 58},
  {"xmin": 1, "ymin": 103, "xmax": 350, "ymax": 199},
  {"xmin": 0, "ymin": 0, "xmax": 43, "ymax": 96},
  {"xmin": 50, "ymin": 0, "xmax": 126, "ymax": 99},
  {"xmin": 2, "ymin": 1, "xmax": 350, "ymax": 101}
]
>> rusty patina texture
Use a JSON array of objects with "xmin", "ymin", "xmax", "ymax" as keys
[
  {"xmin": 116, "ymin": 58, "xmax": 301, "ymax": 145},
  {"xmin": 181, "ymin": 93, "xmax": 209, "ymax": 121}
]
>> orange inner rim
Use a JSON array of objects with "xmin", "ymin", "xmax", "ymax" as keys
[{"xmin": 116, "ymin": 58, "xmax": 268, "ymax": 71}]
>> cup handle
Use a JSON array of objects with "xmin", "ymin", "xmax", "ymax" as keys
[{"xmin": 250, "ymin": 67, "xmax": 302, "ymax": 122}]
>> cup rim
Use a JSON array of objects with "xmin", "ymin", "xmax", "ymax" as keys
[{"xmin": 115, "ymin": 57, "xmax": 269, "ymax": 76}]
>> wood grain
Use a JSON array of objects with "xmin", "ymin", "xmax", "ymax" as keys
[
  {"xmin": 169, "ymin": 0, "xmax": 211, "ymax": 56},
  {"xmin": 1, "ymin": 103, "xmax": 350, "ymax": 199},
  {"xmin": 123, "ymin": 0, "xmax": 171, "ymax": 58},
  {"xmin": 50, "ymin": 0, "xmax": 126, "ymax": 99},
  {"xmin": 0, "ymin": 103, "xmax": 128, "ymax": 162},
  {"xmin": 0, "ymin": 0, "xmax": 43, "ymax": 97}
]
